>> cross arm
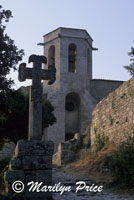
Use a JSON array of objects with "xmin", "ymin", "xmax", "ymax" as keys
[
  {"xmin": 41, "ymin": 65, "xmax": 56, "ymax": 85},
  {"xmin": 18, "ymin": 63, "xmax": 33, "ymax": 82}
]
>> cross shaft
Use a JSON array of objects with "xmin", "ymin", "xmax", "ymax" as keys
[{"xmin": 18, "ymin": 54, "xmax": 56, "ymax": 140}]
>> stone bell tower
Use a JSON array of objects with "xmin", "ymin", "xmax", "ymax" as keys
[{"xmin": 41, "ymin": 27, "xmax": 97, "ymax": 151}]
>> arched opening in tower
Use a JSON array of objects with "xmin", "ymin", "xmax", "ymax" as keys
[
  {"xmin": 65, "ymin": 92, "xmax": 80, "ymax": 141},
  {"xmin": 68, "ymin": 43, "xmax": 77, "ymax": 72},
  {"xmin": 48, "ymin": 45, "xmax": 55, "ymax": 67}
]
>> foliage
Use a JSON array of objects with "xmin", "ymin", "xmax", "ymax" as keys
[
  {"xmin": 0, "ymin": 90, "xmax": 28, "ymax": 143},
  {"xmin": 0, "ymin": 157, "xmax": 11, "ymax": 191},
  {"xmin": 0, "ymin": 90, "xmax": 56, "ymax": 144},
  {"xmin": 42, "ymin": 99, "xmax": 56, "ymax": 129},
  {"xmin": 109, "ymin": 114, "xmax": 114, "ymax": 126},
  {"xmin": 82, "ymin": 126, "xmax": 90, "ymax": 148},
  {"xmin": 0, "ymin": 5, "xmax": 56, "ymax": 145},
  {"xmin": 124, "ymin": 47, "xmax": 134, "ymax": 76},
  {"xmin": 94, "ymin": 128, "xmax": 109, "ymax": 152},
  {"xmin": 0, "ymin": 157, "xmax": 10, "ymax": 173},
  {"xmin": 0, "ymin": 5, "xmax": 24, "ymax": 94},
  {"xmin": 107, "ymin": 135, "xmax": 134, "ymax": 187},
  {"xmin": 0, "ymin": 5, "xmax": 26, "ymax": 145},
  {"xmin": 111, "ymin": 93, "xmax": 115, "ymax": 110}
]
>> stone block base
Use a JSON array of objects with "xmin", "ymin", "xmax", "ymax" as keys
[{"xmin": 4, "ymin": 140, "xmax": 54, "ymax": 200}]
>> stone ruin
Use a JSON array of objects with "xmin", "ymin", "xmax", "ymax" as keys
[{"xmin": 53, "ymin": 133, "xmax": 81, "ymax": 167}]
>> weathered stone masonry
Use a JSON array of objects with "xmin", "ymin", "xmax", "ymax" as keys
[
  {"xmin": 91, "ymin": 77, "xmax": 134, "ymax": 146},
  {"xmin": 40, "ymin": 27, "xmax": 123, "ymax": 152}
]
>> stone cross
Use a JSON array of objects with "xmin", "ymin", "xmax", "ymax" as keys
[{"xmin": 18, "ymin": 54, "xmax": 56, "ymax": 140}]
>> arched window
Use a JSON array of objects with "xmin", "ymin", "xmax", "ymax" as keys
[
  {"xmin": 48, "ymin": 45, "xmax": 55, "ymax": 68},
  {"xmin": 68, "ymin": 44, "xmax": 77, "ymax": 72}
]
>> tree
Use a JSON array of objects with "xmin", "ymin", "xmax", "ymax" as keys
[
  {"xmin": 124, "ymin": 47, "xmax": 134, "ymax": 76},
  {"xmin": 0, "ymin": 5, "xmax": 24, "ymax": 94},
  {"xmin": 0, "ymin": 5, "xmax": 24, "ymax": 143},
  {"xmin": 0, "ymin": 6, "xmax": 56, "ymax": 145},
  {"xmin": 0, "ymin": 90, "xmax": 29, "ymax": 143},
  {"xmin": 0, "ymin": 90, "xmax": 56, "ymax": 143}
]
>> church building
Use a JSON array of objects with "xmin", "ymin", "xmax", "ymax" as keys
[{"xmin": 40, "ymin": 27, "xmax": 123, "ymax": 151}]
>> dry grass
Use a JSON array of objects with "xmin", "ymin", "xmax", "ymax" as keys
[{"xmin": 65, "ymin": 142, "xmax": 117, "ymax": 183}]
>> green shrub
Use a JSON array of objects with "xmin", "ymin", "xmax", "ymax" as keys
[
  {"xmin": 82, "ymin": 126, "xmax": 90, "ymax": 148},
  {"xmin": 94, "ymin": 128, "xmax": 109, "ymax": 152},
  {"xmin": 0, "ymin": 157, "xmax": 11, "ymax": 172},
  {"xmin": 0, "ymin": 157, "xmax": 11, "ymax": 192},
  {"xmin": 111, "ymin": 93, "xmax": 115, "ymax": 109},
  {"xmin": 109, "ymin": 115, "xmax": 114, "ymax": 125},
  {"xmin": 108, "ymin": 135, "xmax": 134, "ymax": 187}
]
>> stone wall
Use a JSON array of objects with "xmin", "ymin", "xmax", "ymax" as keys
[
  {"xmin": 52, "ymin": 133, "xmax": 81, "ymax": 166},
  {"xmin": 91, "ymin": 77, "xmax": 134, "ymax": 146},
  {"xmin": 90, "ymin": 79, "xmax": 123, "ymax": 103}
]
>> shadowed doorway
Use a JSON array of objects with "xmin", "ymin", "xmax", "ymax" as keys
[{"xmin": 65, "ymin": 92, "xmax": 80, "ymax": 141}]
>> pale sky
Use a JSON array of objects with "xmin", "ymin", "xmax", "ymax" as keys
[{"xmin": 1, "ymin": 0, "xmax": 134, "ymax": 89}]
